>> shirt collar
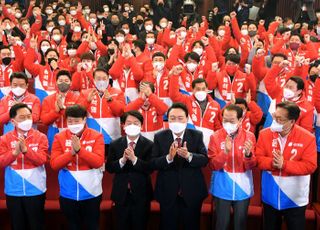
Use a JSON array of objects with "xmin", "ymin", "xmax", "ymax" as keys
[
  {"xmin": 126, "ymin": 135, "xmax": 140, "ymax": 144},
  {"xmin": 172, "ymin": 131, "xmax": 185, "ymax": 140}
]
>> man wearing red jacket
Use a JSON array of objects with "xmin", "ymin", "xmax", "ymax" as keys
[
  {"xmin": 41, "ymin": 70, "xmax": 80, "ymax": 149},
  {"xmin": 169, "ymin": 70, "xmax": 222, "ymax": 148},
  {"xmin": 132, "ymin": 40, "xmax": 154, "ymax": 80},
  {"xmin": 0, "ymin": 103, "xmax": 48, "ymax": 230},
  {"xmin": 256, "ymin": 101, "xmax": 317, "ymax": 230},
  {"xmin": 264, "ymin": 69, "xmax": 314, "ymax": 132},
  {"xmin": 0, "ymin": 72, "xmax": 40, "ymax": 134},
  {"xmin": 125, "ymin": 81, "xmax": 168, "ymax": 141},
  {"xmin": 208, "ymin": 104, "xmax": 256, "ymax": 230},
  {"xmin": 144, "ymin": 31, "xmax": 166, "ymax": 59},
  {"xmin": 206, "ymin": 53, "xmax": 256, "ymax": 108},
  {"xmin": 109, "ymin": 43, "xmax": 144, "ymax": 104},
  {"xmin": 50, "ymin": 104, "xmax": 105, "ymax": 230},
  {"xmin": 24, "ymin": 35, "xmax": 60, "ymax": 103},
  {"xmin": 78, "ymin": 68, "xmax": 125, "ymax": 148}
]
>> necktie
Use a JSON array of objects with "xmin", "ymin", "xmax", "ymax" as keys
[
  {"xmin": 129, "ymin": 141, "xmax": 136, "ymax": 150},
  {"xmin": 175, "ymin": 138, "xmax": 182, "ymax": 148}
]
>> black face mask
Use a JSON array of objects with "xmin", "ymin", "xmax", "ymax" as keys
[
  {"xmin": 2, "ymin": 57, "xmax": 11, "ymax": 66},
  {"xmin": 48, "ymin": 58, "xmax": 58, "ymax": 65},
  {"xmin": 136, "ymin": 19, "xmax": 143, "ymax": 25},
  {"xmin": 309, "ymin": 74, "xmax": 318, "ymax": 83},
  {"xmin": 158, "ymin": 2, "xmax": 164, "ymax": 7},
  {"xmin": 108, "ymin": 48, "xmax": 115, "ymax": 55},
  {"xmin": 57, "ymin": 82, "xmax": 70, "ymax": 93}
]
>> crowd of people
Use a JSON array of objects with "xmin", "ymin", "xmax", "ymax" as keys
[{"xmin": 0, "ymin": 0, "xmax": 319, "ymax": 229}]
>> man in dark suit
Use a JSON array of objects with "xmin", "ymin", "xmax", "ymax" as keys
[
  {"xmin": 106, "ymin": 110, "xmax": 153, "ymax": 230},
  {"xmin": 151, "ymin": 103, "xmax": 208, "ymax": 230}
]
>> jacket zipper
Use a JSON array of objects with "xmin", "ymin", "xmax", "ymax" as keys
[
  {"xmin": 22, "ymin": 154, "xmax": 26, "ymax": 196},
  {"xmin": 99, "ymin": 96, "xmax": 102, "ymax": 133},
  {"xmin": 76, "ymin": 154, "xmax": 79, "ymax": 201},
  {"xmin": 232, "ymin": 139, "xmax": 235, "ymax": 200}
]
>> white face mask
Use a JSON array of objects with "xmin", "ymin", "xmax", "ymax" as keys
[
  {"xmin": 5, "ymin": 24, "xmax": 11, "ymax": 31},
  {"xmin": 95, "ymin": 80, "xmax": 109, "ymax": 91},
  {"xmin": 160, "ymin": 22, "xmax": 167, "ymax": 28},
  {"xmin": 194, "ymin": 91, "xmax": 207, "ymax": 101},
  {"xmin": 145, "ymin": 25, "xmax": 153, "ymax": 31},
  {"xmin": 218, "ymin": 29, "xmax": 225, "ymax": 36},
  {"xmin": 52, "ymin": 34, "xmax": 61, "ymax": 42},
  {"xmin": 241, "ymin": 29, "xmax": 248, "ymax": 36},
  {"xmin": 116, "ymin": 36, "xmax": 125, "ymax": 43},
  {"xmin": 68, "ymin": 123, "xmax": 85, "ymax": 134},
  {"xmin": 89, "ymin": 18, "xmax": 97, "ymax": 25},
  {"xmin": 47, "ymin": 26, "xmax": 54, "ymax": 33},
  {"xmin": 82, "ymin": 62, "xmax": 93, "ymax": 70},
  {"xmin": 70, "ymin": 10, "xmax": 77, "ymax": 16},
  {"xmin": 67, "ymin": 49, "xmax": 77, "ymax": 57},
  {"xmin": 180, "ymin": 31, "xmax": 187, "ymax": 38},
  {"xmin": 74, "ymin": 26, "xmax": 81, "ymax": 32},
  {"xmin": 146, "ymin": 37, "xmax": 155, "ymax": 45},
  {"xmin": 223, "ymin": 122, "xmax": 238, "ymax": 135},
  {"xmin": 270, "ymin": 120, "xmax": 284, "ymax": 133},
  {"xmin": 193, "ymin": 48, "xmax": 203, "ymax": 56},
  {"xmin": 124, "ymin": 124, "xmax": 141, "ymax": 136},
  {"xmin": 22, "ymin": 24, "xmax": 30, "ymax": 31},
  {"xmin": 41, "ymin": 45, "xmax": 50, "ymax": 54},
  {"xmin": 169, "ymin": 122, "xmax": 187, "ymax": 134},
  {"xmin": 58, "ymin": 20, "xmax": 66, "ymax": 26},
  {"xmin": 85, "ymin": 9, "xmax": 91, "ymax": 14},
  {"xmin": 15, "ymin": 12, "xmax": 22, "ymax": 19},
  {"xmin": 152, "ymin": 61, "xmax": 165, "ymax": 71},
  {"xmin": 17, "ymin": 119, "xmax": 33, "ymax": 132},
  {"xmin": 283, "ymin": 88, "xmax": 295, "ymax": 99},
  {"xmin": 123, "ymin": 28, "xmax": 130, "ymax": 34},
  {"xmin": 186, "ymin": 63, "xmax": 197, "ymax": 72},
  {"xmin": 12, "ymin": 87, "xmax": 26, "ymax": 97},
  {"xmin": 89, "ymin": 42, "xmax": 97, "ymax": 50},
  {"xmin": 46, "ymin": 9, "xmax": 53, "ymax": 15}
]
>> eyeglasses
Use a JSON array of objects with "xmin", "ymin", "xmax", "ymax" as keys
[{"xmin": 272, "ymin": 114, "xmax": 290, "ymax": 124}]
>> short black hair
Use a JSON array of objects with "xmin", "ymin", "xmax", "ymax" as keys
[
  {"xmin": 225, "ymin": 53, "xmax": 240, "ymax": 64},
  {"xmin": 0, "ymin": 45, "xmax": 11, "ymax": 51},
  {"xmin": 56, "ymin": 70, "xmax": 71, "ymax": 81},
  {"xmin": 235, "ymin": 98, "xmax": 248, "ymax": 108},
  {"xmin": 271, "ymin": 53, "xmax": 288, "ymax": 62},
  {"xmin": 10, "ymin": 72, "xmax": 28, "ymax": 84},
  {"xmin": 65, "ymin": 105, "xmax": 87, "ymax": 118},
  {"xmin": 80, "ymin": 52, "xmax": 95, "ymax": 61},
  {"xmin": 152, "ymin": 52, "xmax": 166, "ymax": 60},
  {"xmin": 9, "ymin": 103, "xmax": 32, "ymax": 119},
  {"xmin": 133, "ymin": 40, "xmax": 146, "ymax": 52},
  {"xmin": 288, "ymin": 76, "xmax": 305, "ymax": 91},
  {"xmin": 138, "ymin": 81, "xmax": 155, "ymax": 93},
  {"xmin": 192, "ymin": 40, "xmax": 205, "ymax": 49},
  {"xmin": 276, "ymin": 101, "xmax": 300, "ymax": 121},
  {"xmin": 184, "ymin": 52, "xmax": 200, "ymax": 63},
  {"xmin": 223, "ymin": 104, "xmax": 243, "ymax": 119},
  {"xmin": 45, "ymin": 48, "xmax": 59, "ymax": 58},
  {"xmin": 167, "ymin": 103, "xmax": 188, "ymax": 117},
  {"xmin": 93, "ymin": 67, "xmax": 108, "ymax": 77},
  {"xmin": 121, "ymin": 110, "xmax": 144, "ymax": 124},
  {"xmin": 192, "ymin": 78, "xmax": 208, "ymax": 89}
]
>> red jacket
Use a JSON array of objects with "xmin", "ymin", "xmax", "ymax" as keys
[
  {"xmin": 208, "ymin": 127, "xmax": 256, "ymax": 172},
  {"xmin": 135, "ymin": 52, "xmax": 153, "ymax": 80},
  {"xmin": 231, "ymin": 17, "xmax": 253, "ymax": 52},
  {"xmin": 71, "ymin": 70, "xmax": 95, "ymax": 92},
  {"xmin": 0, "ymin": 128, "xmax": 48, "ymax": 169},
  {"xmin": 50, "ymin": 128, "xmax": 105, "ymax": 171},
  {"xmin": 125, "ymin": 94, "xmax": 168, "ymax": 133},
  {"xmin": 206, "ymin": 69, "xmax": 256, "ymax": 102},
  {"xmin": 241, "ymin": 101, "xmax": 263, "ymax": 133},
  {"xmin": 144, "ymin": 44, "xmax": 166, "ymax": 59},
  {"xmin": 256, "ymin": 125, "xmax": 317, "ymax": 177},
  {"xmin": 0, "ymin": 91, "xmax": 40, "ymax": 125},
  {"xmin": 0, "ymin": 45, "xmax": 24, "ymax": 87},
  {"xmin": 40, "ymin": 91, "xmax": 80, "ymax": 128}
]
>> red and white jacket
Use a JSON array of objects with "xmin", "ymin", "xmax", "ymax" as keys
[
  {"xmin": 125, "ymin": 93, "xmax": 168, "ymax": 141},
  {"xmin": 240, "ymin": 101, "xmax": 263, "ymax": 133},
  {"xmin": 169, "ymin": 74, "xmax": 222, "ymax": 148}
]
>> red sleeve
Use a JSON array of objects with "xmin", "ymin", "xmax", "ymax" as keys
[
  {"xmin": 12, "ymin": 45, "xmax": 24, "ymax": 71},
  {"xmin": 148, "ymin": 93, "xmax": 168, "ymax": 115},
  {"xmin": 25, "ymin": 133, "xmax": 48, "ymax": 166},
  {"xmin": 143, "ymin": 59, "xmax": 154, "ymax": 80},
  {"xmin": 206, "ymin": 70, "xmax": 218, "ymax": 91},
  {"xmin": 70, "ymin": 72, "xmax": 82, "ymax": 91},
  {"xmin": 214, "ymin": 106, "xmax": 222, "ymax": 131},
  {"xmin": 125, "ymin": 97, "xmax": 144, "ymax": 111},
  {"xmin": 24, "ymin": 48, "xmax": 41, "ymax": 76},
  {"xmin": 209, "ymin": 36, "xmax": 221, "ymax": 59},
  {"xmin": 30, "ymin": 15, "xmax": 42, "ymax": 36},
  {"xmin": 207, "ymin": 134, "xmax": 228, "ymax": 170},
  {"xmin": 76, "ymin": 11, "xmax": 89, "ymax": 31},
  {"xmin": 296, "ymin": 107, "xmax": 314, "ymax": 133},
  {"xmin": 32, "ymin": 97, "xmax": 40, "ymax": 123},
  {"xmin": 77, "ymin": 91, "xmax": 90, "ymax": 109},
  {"xmin": 2, "ymin": 4, "xmax": 17, "ymax": 24},
  {"xmin": 248, "ymin": 101, "xmax": 263, "ymax": 125},
  {"xmin": 162, "ymin": 27, "xmax": 176, "ymax": 47},
  {"xmin": 96, "ymin": 40, "xmax": 108, "ymax": 56},
  {"xmin": 252, "ymin": 55, "xmax": 267, "ymax": 81},
  {"xmin": 0, "ymin": 135, "xmax": 18, "ymax": 168},
  {"xmin": 78, "ymin": 133, "xmax": 105, "ymax": 168},
  {"xmin": 282, "ymin": 136, "xmax": 317, "ymax": 175},
  {"xmin": 243, "ymin": 133, "xmax": 257, "ymax": 170},
  {"xmin": 257, "ymin": 24, "xmax": 267, "ymax": 41},
  {"xmin": 271, "ymin": 38, "xmax": 286, "ymax": 55},
  {"xmin": 0, "ymin": 98, "xmax": 10, "ymax": 124},
  {"xmin": 314, "ymin": 78, "xmax": 320, "ymax": 113},
  {"xmin": 264, "ymin": 65, "xmax": 283, "ymax": 99},
  {"xmin": 245, "ymin": 72, "xmax": 257, "ymax": 96},
  {"xmin": 268, "ymin": 21, "xmax": 280, "ymax": 35},
  {"xmin": 25, "ymin": 3, "xmax": 33, "ymax": 18},
  {"xmin": 221, "ymin": 26, "xmax": 232, "ymax": 52},
  {"xmin": 168, "ymin": 74, "xmax": 189, "ymax": 104},
  {"xmin": 231, "ymin": 17, "xmax": 242, "ymax": 43},
  {"xmin": 166, "ymin": 44, "xmax": 183, "ymax": 70},
  {"xmin": 255, "ymin": 132, "xmax": 274, "ymax": 171},
  {"xmin": 107, "ymin": 92, "xmax": 125, "ymax": 117},
  {"xmin": 127, "ymin": 56, "xmax": 144, "ymax": 81},
  {"xmin": 40, "ymin": 96, "xmax": 61, "ymax": 125},
  {"xmin": 50, "ymin": 136, "xmax": 73, "ymax": 170},
  {"xmin": 304, "ymin": 41, "xmax": 318, "ymax": 61},
  {"xmin": 76, "ymin": 41, "xmax": 89, "ymax": 57},
  {"xmin": 109, "ymin": 55, "xmax": 125, "ymax": 80}
]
